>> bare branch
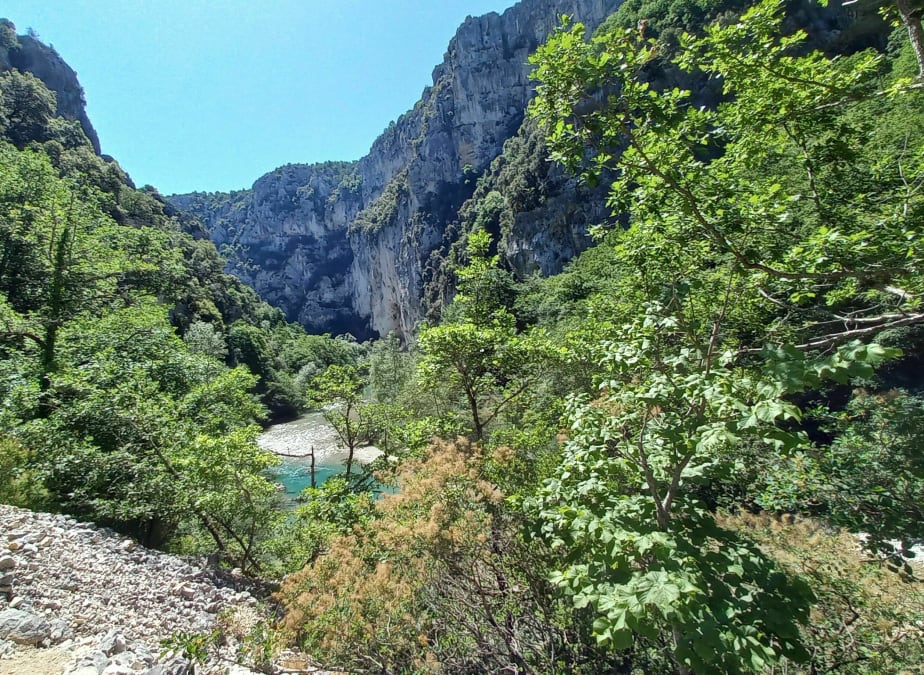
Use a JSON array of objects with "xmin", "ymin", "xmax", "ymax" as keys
[
  {"xmin": 0, "ymin": 329, "xmax": 45, "ymax": 348},
  {"xmin": 741, "ymin": 312, "xmax": 924, "ymax": 354}
]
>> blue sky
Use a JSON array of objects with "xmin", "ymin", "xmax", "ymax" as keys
[{"xmin": 3, "ymin": 1, "xmax": 515, "ymax": 195}]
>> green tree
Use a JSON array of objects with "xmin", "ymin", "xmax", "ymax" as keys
[
  {"xmin": 0, "ymin": 70, "xmax": 56, "ymax": 147},
  {"xmin": 0, "ymin": 144, "xmax": 169, "ymax": 413},
  {"xmin": 366, "ymin": 331, "xmax": 413, "ymax": 403},
  {"xmin": 761, "ymin": 389, "xmax": 924, "ymax": 560},
  {"xmin": 418, "ymin": 230, "xmax": 549, "ymax": 441},
  {"xmin": 889, "ymin": 0, "xmax": 924, "ymax": 77},
  {"xmin": 0, "ymin": 20, "xmax": 18, "ymax": 51},
  {"xmin": 528, "ymin": 306, "xmax": 895, "ymax": 672},
  {"xmin": 264, "ymin": 476, "xmax": 375, "ymax": 574},
  {"xmin": 0, "ymin": 143, "xmax": 279, "ymax": 568},
  {"xmin": 183, "ymin": 320, "xmax": 228, "ymax": 361},
  {"xmin": 12, "ymin": 303, "xmax": 277, "ymax": 569},
  {"xmin": 525, "ymin": 1, "xmax": 919, "ymax": 670},
  {"xmin": 309, "ymin": 364, "xmax": 373, "ymax": 478},
  {"xmin": 418, "ymin": 317, "xmax": 520, "ymax": 442}
]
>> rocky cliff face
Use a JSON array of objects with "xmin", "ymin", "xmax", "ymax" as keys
[
  {"xmin": 171, "ymin": 161, "xmax": 369, "ymax": 336},
  {"xmin": 348, "ymin": 0, "xmax": 621, "ymax": 338},
  {"xmin": 0, "ymin": 20, "xmax": 101, "ymax": 153},
  {"xmin": 172, "ymin": 0, "xmax": 623, "ymax": 339}
]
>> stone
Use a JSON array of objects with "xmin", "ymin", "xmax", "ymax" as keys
[
  {"xmin": 0, "ymin": 555, "xmax": 15, "ymax": 570},
  {"xmin": 68, "ymin": 651, "xmax": 109, "ymax": 674},
  {"xmin": 0, "ymin": 397, "xmax": 297, "ymax": 675},
  {"xmin": 98, "ymin": 629, "xmax": 127, "ymax": 656},
  {"xmin": 226, "ymin": 665, "xmax": 259, "ymax": 674},
  {"xmin": 159, "ymin": 655, "xmax": 193, "ymax": 675},
  {"xmin": 112, "ymin": 652, "xmax": 147, "ymax": 670},
  {"xmin": 0, "ymin": 607, "xmax": 51, "ymax": 645},
  {"xmin": 49, "ymin": 618, "xmax": 73, "ymax": 643},
  {"xmin": 141, "ymin": 656, "xmax": 191, "ymax": 675}
]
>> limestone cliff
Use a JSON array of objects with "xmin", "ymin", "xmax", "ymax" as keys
[
  {"xmin": 347, "ymin": 0, "xmax": 621, "ymax": 338},
  {"xmin": 171, "ymin": 161, "xmax": 368, "ymax": 336},
  {"xmin": 172, "ymin": 0, "xmax": 623, "ymax": 339},
  {"xmin": 0, "ymin": 20, "xmax": 101, "ymax": 153}
]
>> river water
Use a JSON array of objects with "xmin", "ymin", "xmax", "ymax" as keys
[{"xmin": 258, "ymin": 411, "xmax": 382, "ymax": 505}]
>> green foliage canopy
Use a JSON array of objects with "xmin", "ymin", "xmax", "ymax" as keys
[{"xmin": 526, "ymin": 0, "xmax": 920, "ymax": 670}]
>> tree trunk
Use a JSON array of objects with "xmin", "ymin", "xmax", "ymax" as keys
[
  {"xmin": 345, "ymin": 444, "xmax": 355, "ymax": 478},
  {"xmin": 39, "ymin": 322, "xmax": 57, "ymax": 395},
  {"xmin": 465, "ymin": 386, "xmax": 484, "ymax": 441},
  {"xmin": 38, "ymin": 226, "xmax": 69, "ymax": 417},
  {"xmin": 310, "ymin": 445, "xmax": 317, "ymax": 489},
  {"xmin": 672, "ymin": 624, "xmax": 692, "ymax": 675},
  {"xmin": 896, "ymin": 0, "xmax": 924, "ymax": 78}
]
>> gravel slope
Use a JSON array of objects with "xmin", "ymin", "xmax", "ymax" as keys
[{"xmin": 0, "ymin": 504, "xmax": 278, "ymax": 674}]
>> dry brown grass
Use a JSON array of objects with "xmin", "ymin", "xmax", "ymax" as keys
[{"xmin": 276, "ymin": 439, "xmax": 505, "ymax": 672}]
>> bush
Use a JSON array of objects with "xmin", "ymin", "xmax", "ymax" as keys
[
  {"xmin": 276, "ymin": 439, "xmax": 612, "ymax": 673},
  {"xmin": 722, "ymin": 512, "xmax": 924, "ymax": 674},
  {"xmin": 0, "ymin": 434, "xmax": 46, "ymax": 508}
]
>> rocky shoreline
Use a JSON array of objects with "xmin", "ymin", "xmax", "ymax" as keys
[{"xmin": 0, "ymin": 504, "xmax": 308, "ymax": 675}]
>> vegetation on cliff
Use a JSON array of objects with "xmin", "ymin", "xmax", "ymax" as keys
[
  {"xmin": 0, "ymin": 23, "xmax": 361, "ymax": 570},
  {"xmin": 278, "ymin": 1, "xmax": 924, "ymax": 672}
]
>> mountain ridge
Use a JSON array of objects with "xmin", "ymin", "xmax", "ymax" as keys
[{"xmin": 170, "ymin": 0, "xmax": 623, "ymax": 339}]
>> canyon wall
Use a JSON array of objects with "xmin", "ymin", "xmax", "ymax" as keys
[{"xmin": 171, "ymin": 0, "xmax": 622, "ymax": 338}]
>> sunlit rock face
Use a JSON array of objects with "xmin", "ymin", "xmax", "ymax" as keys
[
  {"xmin": 171, "ymin": 0, "xmax": 622, "ymax": 339},
  {"xmin": 169, "ymin": 162, "xmax": 368, "ymax": 337}
]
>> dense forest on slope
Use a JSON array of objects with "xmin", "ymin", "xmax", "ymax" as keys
[
  {"xmin": 0, "ymin": 20, "xmax": 362, "ymax": 569},
  {"xmin": 2, "ymin": 1, "xmax": 924, "ymax": 673}
]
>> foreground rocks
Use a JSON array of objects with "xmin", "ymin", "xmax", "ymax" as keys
[{"xmin": 0, "ymin": 504, "xmax": 306, "ymax": 674}]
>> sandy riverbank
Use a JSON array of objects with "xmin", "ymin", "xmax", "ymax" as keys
[{"xmin": 257, "ymin": 412, "xmax": 383, "ymax": 464}]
